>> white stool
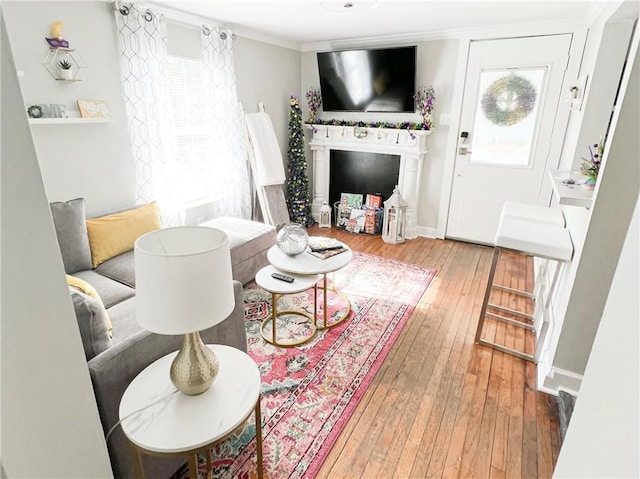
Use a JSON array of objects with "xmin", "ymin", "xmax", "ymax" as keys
[
  {"xmin": 501, "ymin": 201, "xmax": 565, "ymax": 226},
  {"xmin": 475, "ymin": 215, "xmax": 573, "ymax": 362}
]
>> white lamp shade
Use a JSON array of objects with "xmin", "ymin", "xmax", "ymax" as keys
[{"xmin": 134, "ymin": 226, "xmax": 235, "ymax": 335}]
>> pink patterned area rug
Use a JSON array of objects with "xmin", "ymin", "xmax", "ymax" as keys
[{"xmin": 176, "ymin": 252, "xmax": 435, "ymax": 479}]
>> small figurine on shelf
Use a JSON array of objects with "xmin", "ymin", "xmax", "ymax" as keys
[
  {"xmin": 57, "ymin": 59, "xmax": 73, "ymax": 80},
  {"xmin": 580, "ymin": 136, "xmax": 605, "ymax": 190},
  {"xmin": 46, "ymin": 21, "xmax": 69, "ymax": 48}
]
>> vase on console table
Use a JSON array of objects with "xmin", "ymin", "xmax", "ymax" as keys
[{"xmin": 582, "ymin": 176, "xmax": 597, "ymax": 190}]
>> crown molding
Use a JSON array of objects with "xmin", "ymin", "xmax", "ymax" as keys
[
  {"xmin": 139, "ymin": 1, "xmax": 302, "ymax": 51},
  {"xmin": 232, "ymin": 26, "xmax": 303, "ymax": 52},
  {"xmin": 302, "ymin": 20, "xmax": 589, "ymax": 52}
]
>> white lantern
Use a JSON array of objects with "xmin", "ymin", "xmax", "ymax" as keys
[
  {"xmin": 319, "ymin": 201, "xmax": 331, "ymax": 228},
  {"xmin": 382, "ymin": 186, "xmax": 408, "ymax": 244}
]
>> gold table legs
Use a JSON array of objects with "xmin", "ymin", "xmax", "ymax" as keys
[
  {"xmin": 314, "ymin": 272, "xmax": 351, "ymax": 330},
  {"xmin": 131, "ymin": 397, "xmax": 264, "ymax": 479},
  {"xmin": 260, "ymin": 291, "xmax": 317, "ymax": 347}
]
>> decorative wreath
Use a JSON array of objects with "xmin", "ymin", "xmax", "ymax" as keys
[
  {"xmin": 27, "ymin": 105, "xmax": 43, "ymax": 119},
  {"xmin": 481, "ymin": 75, "xmax": 537, "ymax": 126}
]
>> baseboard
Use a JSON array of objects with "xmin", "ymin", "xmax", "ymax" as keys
[
  {"xmin": 537, "ymin": 366, "xmax": 583, "ymax": 397},
  {"xmin": 415, "ymin": 225, "xmax": 438, "ymax": 239}
]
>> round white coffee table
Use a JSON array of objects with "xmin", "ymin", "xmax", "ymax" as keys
[
  {"xmin": 255, "ymin": 265, "xmax": 319, "ymax": 347},
  {"xmin": 119, "ymin": 345, "xmax": 263, "ymax": 479},
  {"xmin": 267, "ymin": 237, "xmax": 352, "ymax": 329}
]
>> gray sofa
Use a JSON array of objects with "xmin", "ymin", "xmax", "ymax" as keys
[{"xmin": 50, "ymin": 198, "xmax": 270, "ymax": 479}]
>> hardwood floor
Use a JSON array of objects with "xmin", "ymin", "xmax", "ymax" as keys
[{"xmin": 307, "ymin": 225, "xmax": 561, "ymax": 479}]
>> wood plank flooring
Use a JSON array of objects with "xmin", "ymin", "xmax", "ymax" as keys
[{"xmin": 307, "ymin": 225, "xmax": 561, "ymax": 479}]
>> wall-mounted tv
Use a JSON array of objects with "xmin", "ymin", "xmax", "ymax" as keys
[{"xmin": 317, "ymin": 46, "xmax": 416, "ymax": 113}]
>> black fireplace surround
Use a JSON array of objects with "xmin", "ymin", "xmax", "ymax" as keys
[{"xmin": 329, "ymin": 150, "xmax": 400, "ymax": 207}]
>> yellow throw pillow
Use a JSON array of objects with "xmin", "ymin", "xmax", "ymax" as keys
[
  {"xmin": 86, "ymin": 202, "xmax": 162, "ymax": 268},
  {"xmin": 66, "ymin": 274, "xmax": 113, "ymax": 337}
]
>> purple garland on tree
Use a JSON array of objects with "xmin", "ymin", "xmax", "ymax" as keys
[{"xmin": 286, "ymin": 94, "xmax": 314, "ymax": 227}]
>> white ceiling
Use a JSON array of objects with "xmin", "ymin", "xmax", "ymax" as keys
[{"xmin": 153, "ymin": 0, "xmax": 603, "ymax": 49}]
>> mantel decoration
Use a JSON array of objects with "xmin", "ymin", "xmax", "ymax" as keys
[
  {"xmin": 413, "ymin": 86, "xmax": 436, "ymax": 128},
  {"xmin": 306, "ymin": 87, "xmax": 322, "ymax": 123},
  {"xmin": 304, "ymin": 87, "xmax": 436, "ymax": 132},
  {"xmin": 306, "ymin": 118, "xmax": 433, "ymax": 131},
  {"xmin": 481, "ymin": 74, "xmax": 537, "ymax": 126},
  {"xmin": 580, "ymin": 135, "xmax": 605, "ymax": 190}
]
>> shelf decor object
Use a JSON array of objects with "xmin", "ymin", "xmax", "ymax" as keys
[
  {"xmin": 548, "ymin": 169, "xmax": 594, "ymax": 209},
  {"xmin": 42, "ymin": 22, "xmax": 86, "ymax": 81},
  {"xmin": 43, "ymin": 47, "xmax": 86, "ymax": 81},
  {"xmin": 276, "ymin": 223, "xmax": 309, "ymax": 256},
  {"xmin": 134, "ymin": 226, "xmax": 236, "ymax": 396},
  {"xmin": 77, "ymin": 100, "xmax": 111, "ymax": 118}
]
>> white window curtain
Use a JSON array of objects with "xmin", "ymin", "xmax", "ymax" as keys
[
  {"xmin": 201, "ymin": 26, "xmax": 251, "ymax": 219},
  {"xmin": 114, "ymin": 3, "xmax": 186, "ymax": 225}
]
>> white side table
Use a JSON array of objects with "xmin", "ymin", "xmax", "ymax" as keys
[
  {"xmin": 119, "ymin": 345, "xmax": 263, "ymax": 479},
  {"xmin": 255, "ymin": 265, "xmax": 319, "ymax": 346}
]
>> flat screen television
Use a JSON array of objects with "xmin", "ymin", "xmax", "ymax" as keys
[{"xmin": 317, "ymin": 46, "xmax": 416, "ymax": 113}]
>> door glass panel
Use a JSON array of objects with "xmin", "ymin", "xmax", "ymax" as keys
[{"xmin": 470, "ymin": 68, "xmax": 546, "ymax": 166}]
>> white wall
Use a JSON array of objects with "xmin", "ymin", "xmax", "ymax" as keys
[
  {"xmin": 2, "ymin": 1, "xmax": 301, "ymax": 221},
  {"xmin": 2, "ymin": 1, "xmax": 136, "ymax": 217},
  {"xmin": 1, "ymin": 11, "xmax": 113, "ymax": 478},
  {"xmin": 554, "ymin": 200, "xmax": 639, "ymax": 477},
  {"xmin": 554, "ymin": 204, "xmax": 639, "ymax": 475},
  {"xmin": 541, "ymin": 1, "xmax": 639, "ymax": 392},
  {"xmin": 234, "ymin": 36, "xmax": 301, "ymax": 164}
]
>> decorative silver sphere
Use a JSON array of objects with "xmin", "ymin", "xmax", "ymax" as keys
[{"xmin": 276, "ymin": 223, "xmax": 309, "ymax": 256}]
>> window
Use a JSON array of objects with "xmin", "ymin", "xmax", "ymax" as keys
[{"xmin": 166, "ymin": 55, "xmax": 216, "ymax": 203}]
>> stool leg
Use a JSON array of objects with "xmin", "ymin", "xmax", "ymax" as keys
[{"xmin": 475, "ymin": 247, "xmax": 501, "ymax": 343}]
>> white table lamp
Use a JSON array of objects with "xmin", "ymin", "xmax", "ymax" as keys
[{"xmin": 135, "ymin": 226, "xmax": 234, "ymax": 395}]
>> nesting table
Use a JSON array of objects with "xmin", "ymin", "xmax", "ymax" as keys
[
  {"xmin": 267, "ymin": 237, "xmax": 353, "ymax": 330},
  {"xmin": 255, "ymin": 265, "xmax": 319, "ymax": 347},
  {"xmin": 119, "ymin": 345, "xmax": 263, "ymax": 479}
]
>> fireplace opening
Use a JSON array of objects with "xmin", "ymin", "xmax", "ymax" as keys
[{"xmin": 329, "ymin": 150, "xmax": 401, "ymax": 207}]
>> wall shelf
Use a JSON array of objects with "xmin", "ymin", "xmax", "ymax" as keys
[
  {"xmin": 548, "ymin": 169, "xmax": 594, "ymax": 209},
  {"xmin": 43, "ymin": 47, "xmax": 87, "ymax": 82},
  {"xmin": 28, "ymin": 117, "xmax": 111, "ymax": 125}
]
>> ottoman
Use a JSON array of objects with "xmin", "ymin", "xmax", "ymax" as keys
[{"xmin": 201, "ymin": 216, "xmax": 276, "ymax": 285}]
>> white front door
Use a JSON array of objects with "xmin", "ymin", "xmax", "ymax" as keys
[{"xmin": 446, "ymin": 35, "xmax": 572, "ymax": 244}]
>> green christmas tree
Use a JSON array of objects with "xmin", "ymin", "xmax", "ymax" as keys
[{"xmin": 286, "ymin": 95, "xmax": 314, "ymax": 226}]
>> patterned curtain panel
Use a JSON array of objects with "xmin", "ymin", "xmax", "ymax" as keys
[
  {"xmin": 201, "ymin": 27, "xmax": 252, "ymax": 219},
  {"xmin": 114, "ymin": 3, "xmax": 186, "ymax": 225}
]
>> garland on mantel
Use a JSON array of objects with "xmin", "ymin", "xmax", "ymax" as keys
[{"xmin": 306, "ymin": 119, "xmax": 433, "ymax": 131}]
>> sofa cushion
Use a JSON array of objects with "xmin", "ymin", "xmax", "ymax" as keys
[
  {"xmin": 95, "ymin": 250, "xmax": 136, "ymax": 288},
  {"xmin": 86, "ymin": 202, "xmax": 162, "ymax": 268},
  {"xmin": 66, "ymin": 274, "xmax": 113, "ymax": 336},
  {"xmin": 50, "ymin": 198, "xmax": 93, "ymax": 274},
  {"xmin": 106, "ymin": 298, "xmax": 142, "ymax": 345},
  {"xmin": 70, "ymin": 287, "xmax": 113, "ymax": 361},
  {"xmin": 201, "ymin": 216, "xmax": 276, "ymax": 264},
  {"xmin": 73, "ymin": 270, "xmax": 136, "ymax": 309}
]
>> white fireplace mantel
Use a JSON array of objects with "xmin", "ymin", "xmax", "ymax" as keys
[{"xmin": 305, "ymin": 124, "xmax": 431, "ymax": 239}]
